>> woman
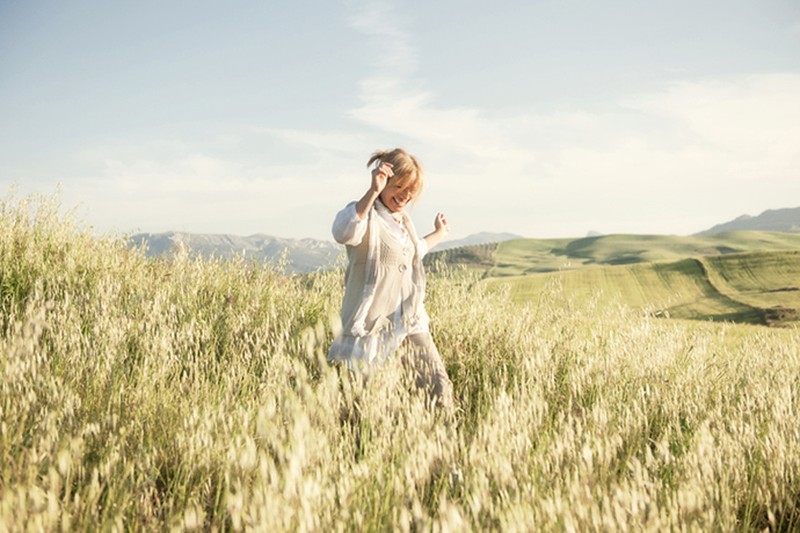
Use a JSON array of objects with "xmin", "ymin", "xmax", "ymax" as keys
[{"xmin": 328, "ymin": 148, "xmax": 454, "ymax": 412}]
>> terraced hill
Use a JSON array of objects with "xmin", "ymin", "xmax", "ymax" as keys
[
  {"xmin": 489, "ymin": 231, "xmax": 800, "ymax": 276},
  {"xmin": 427, "ymin": 231, "xmax": 800, "ymax": 326},
  {"xmin": 486, "ymin": 251, "xmax": 800, "ymax": 326}
]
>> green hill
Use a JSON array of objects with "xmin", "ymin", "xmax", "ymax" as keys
[
  {"xmin": 489, "ymin": 231, "xmax": 800, "ymax": 276},
  {"xmin": 426, "ymin": 231, "xmax": 800, "ymax": 326},
  {"xmin": 485, "ymin": 250, "xmax": 800, "ymax": 326}
]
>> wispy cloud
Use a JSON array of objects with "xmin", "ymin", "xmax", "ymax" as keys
[
  {"xmin": 62, "ymin": 137, "xmax": 364, "ymax": 237},
  {"xmin": 621, "ymin": 74, "xmax": 800, "ymax": 182},
  {"xmin": 345, "ymin": 0, "xmax": 418, "ymax": 77},
  {"xmin": 344, "ymin": 0, "xmax": 538, "ymax": 195},
  {"xmin": 253, "ymin": 127, "xmax": 371, "ymax": 157},
  {"xmin": 341, "ymin": 1, "xmax": 800, "ymax": 236},
  {"xmin": 43, "ymin": 1, "xmax": 799, "ymax": 240}
]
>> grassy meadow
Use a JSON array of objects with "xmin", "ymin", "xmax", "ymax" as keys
[
  {"xmin": 3, "ymin": 194, "xmax": 800, "ymax": 531},
  {"xmin": 434, "ymin": 234, "xmax": 800, "ymax": 326},
  {"xmin": 486, "ymin": 252, "xmax": 800, "ymax": 326},
  {"xmin": 487, "ymin": 233, "xmax": 800, "ymax": 276}
]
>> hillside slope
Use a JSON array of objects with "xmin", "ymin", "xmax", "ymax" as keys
[
  {"xmin": 426, "ymin": 231, "xmax": 800, "ymax": 326},
  {"xmin": 488, "ymin": 231, "xmax": 800, "ymax": 277},
  {"xmin": 486, "ymin": 250, "xmax": 800, "ymax": 326}
]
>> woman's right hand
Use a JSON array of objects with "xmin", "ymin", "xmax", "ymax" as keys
[{"xmin": 371, "ymin": 161, "xmax": 394, "ymax": 194}]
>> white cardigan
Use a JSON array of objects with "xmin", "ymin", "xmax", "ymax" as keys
[
  {"xmin": 329, "ymin": 201, "xmax": 431, "ymax": 366},
  {"xmin": 332, "ymin": 201, "xmax": 429, "ymax": 255}
]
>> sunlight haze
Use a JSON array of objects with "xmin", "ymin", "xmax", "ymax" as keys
[{"xmin": 1, "ymin": 0, "xmax": 799, "ymax": 241}]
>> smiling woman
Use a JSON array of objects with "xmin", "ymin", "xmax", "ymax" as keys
[{"xmin": 328, "ymin": 148, "xmax": 454, "ymax": 414}]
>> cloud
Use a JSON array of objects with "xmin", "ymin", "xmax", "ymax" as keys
[
  {"xmin": 75, "ymin": 60, "xmax": 797, "ymax": 240},
  {"xmin": 621, "ymin": 73, "xmax": 800, "ymax": 181},
  {"xmin": 52, "ymin": 1, "xmax": 798, "ymax": 240},
  {"xmin": 59, "ymin": 137, "xmax": 364, "ymax": 238},
  {"xmin": 343, "ymin": 2, "xmax": 541, "ymax": 207},
  {"xmin": 345, "ymin": 0, "xmax": 417, "ymax": 77},
  {"xmin": 340, "ymin": 3, "xmax": 800, "ymax": 237},
  {"xmin": 254, "ymin": 127, "xmax": 371, "ymax": 157}
]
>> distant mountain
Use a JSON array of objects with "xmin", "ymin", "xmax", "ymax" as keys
[
  {"xmin": 129, "ymin": 232, "xmax": 343, "ymax": 273},
  {"xmin": 129, "ymin": 230, "xmax": 522, "ymax": 273},
  {"xmin": 432, "ymin": 232, "xmax": 522, "ymax": 251},
  {"xmin": 696, "ymin": 207, "xmax": 800, "ymax": 235}
]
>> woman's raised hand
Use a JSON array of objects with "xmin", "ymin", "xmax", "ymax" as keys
[
  {"xmin": 423, "ymin": 212, "xmax": 451, "ymax": 250},
  {"xmin": 371, "ymin": 161, "xmax": 394, "ymax": 194},
  {"xmin": 434, "ymin": 213, "xmax": 450, "ymax": 234}
]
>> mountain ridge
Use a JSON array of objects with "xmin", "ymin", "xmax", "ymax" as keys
[
  {"xmin": 430, "ymin": 232, "xmax": 522, "ymax": 251},
  {"xmin": 128, "ymin": 206, "xmax": 800, "ymax": 272},
  {"xmin": 696, "ymin": 207, "xmax": 800, "ymax": 235},
  {"xmin": 128, "ymin": 230, "xmax": 522, "ymax": 273},
  {"xmin": 129, "ymin": 231, "xmax": 344, "ymax": 273}
]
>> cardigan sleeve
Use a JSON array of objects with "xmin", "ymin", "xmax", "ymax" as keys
[
  {"xmin": 416, "ymin": 238, "xmax": 429, "ymax": 258},
  {"xmin": 332, "ymin": 201, "xmax": 368, "ymax": 246}
]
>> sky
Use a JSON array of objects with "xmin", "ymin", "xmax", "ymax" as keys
[{"xmin": 1, "ymin": 0, "xmax": 799, "ymax": 241}]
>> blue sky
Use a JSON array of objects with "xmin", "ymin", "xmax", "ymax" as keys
[{"xmin": 2, "ymin": 0, "xmax": 799, "ymax": 241}]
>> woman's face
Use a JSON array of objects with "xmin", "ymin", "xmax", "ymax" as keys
[{"xmin": 380, "ymin": 181, "xmax": 415, "ymax": 212}]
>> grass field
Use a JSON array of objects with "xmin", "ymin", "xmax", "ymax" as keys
[
  {"xmin": 430, "ymin": 233, "xmax": 800, "ymax": 327},
  {"xmin": 488, "ymin": 232, "xmax": 800, "ymax": 277},
  {"xmin": 3, "ymin": 194, "xmax": 800, "ymax": 531},
  {"xmin": 486, "ymin": 251, "xmax": 800, "ymax": 326}
]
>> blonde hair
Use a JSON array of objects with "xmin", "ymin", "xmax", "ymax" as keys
[{"xmin": 367, "ymin": 148, "xmax": 425, "ymax": 200}]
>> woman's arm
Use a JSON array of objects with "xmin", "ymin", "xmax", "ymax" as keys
[
  {"xmin": 354, "ymin": 188, "xmax": 380, "ymax": 221},
  {"xmin": 332, "ymin": 203, "xmax": 367, "ymax": 245},
  {"xmin": 333, "ymin": 161, "xmax": 396, "ymax": 245},
  {"xmin": 355, "ymin": 161, "xmax": 393, "ymax": 219}
]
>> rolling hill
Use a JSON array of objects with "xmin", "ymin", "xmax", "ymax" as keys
[
  {"xmin": 426, "ymin": 231, "xmax": 800, "ymax": 276},
  {"xmin": 485, "ymin": 251, "xmax": 800, "ymax": 326},
  {"xmin": 427, "ymin": 231, "xmax": 800, "ymax": 326}
]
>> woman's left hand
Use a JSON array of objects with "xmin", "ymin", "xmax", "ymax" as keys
[{"xmin": 434, "ymin": 213, "xmax": 450, "ymax": 234}]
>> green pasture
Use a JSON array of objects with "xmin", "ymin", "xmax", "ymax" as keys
[
  {"xmin": 702, "ymin": 250, "xmax": 800, "ymax": 310},
  {"xmin": 431, "ymin": 231, "xmax": 800, "ymax": 326},
  {"xmin": 486, "ymin": 250, "xmax": 800, "ymax": 326},
  {"xmin": 488, "ymin": 231, "xmax": 800, "ymax": 277}
]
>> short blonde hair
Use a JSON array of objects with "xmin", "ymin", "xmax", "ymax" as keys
[{"xmin": 367, "ymin": 148, "xmax": 424, "ymax": 200}]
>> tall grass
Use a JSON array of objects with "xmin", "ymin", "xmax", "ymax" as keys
[{"xmin": 2, "ymin": 193, "xmax": 799, "ymax": 531}]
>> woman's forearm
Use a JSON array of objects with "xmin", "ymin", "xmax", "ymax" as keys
[
  {"xmin": 355, "ymin": 188, "xmax": 380, "ymax": 220},
  {"xmin": 423, "ymin": 229, "xmax": 447, "ymax": 251}
]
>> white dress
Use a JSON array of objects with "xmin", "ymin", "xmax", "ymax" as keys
[{"xmin": 331, "ymin": 201, "xmax": 431, "ymax": 365}]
